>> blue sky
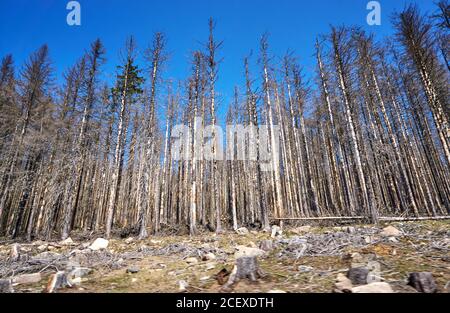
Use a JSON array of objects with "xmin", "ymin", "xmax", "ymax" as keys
[{"xmin": 0, "ymin": 0, "xmax": 437, "ymax": 124}]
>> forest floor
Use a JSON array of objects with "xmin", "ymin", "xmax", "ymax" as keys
[{"xmin": 0, "ymin": 220, "xmax": 449, "ymax": 293}]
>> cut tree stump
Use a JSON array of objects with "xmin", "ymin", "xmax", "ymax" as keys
[
  {"xmin": 45, "ymin": 271, "xmax": 70, "ymax": 293},
  {"xmin": 347, "ymin": 267, "xmax": 369, "ymax": 285},
  {"xmin": 9, "ymin": 244, "xmax": 20, "ymax": 261},
  {"xmin": 222, "ymin": 257, "xmax": 265, "ymax": 290},
  {"xmin": 407, "ymin": 272, "xmax": 437, "ymax": 293},
  {"xmin": 0, "ymin": 279, "xmax": 13, "ymax": 293}
]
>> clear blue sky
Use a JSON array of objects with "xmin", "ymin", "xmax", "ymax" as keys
[{"xmin": 0, "ymin": 0, "xmax": 437, "ymax": 123}]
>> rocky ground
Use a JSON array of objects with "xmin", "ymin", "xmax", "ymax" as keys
[{"xmin": 0, "ymin": 220, "xmax": 449, "ymax": 293}]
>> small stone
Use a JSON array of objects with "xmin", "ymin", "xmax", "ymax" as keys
[
  {"xmin": 200, "ymin": 276, "xmax": 210, "ymax": 281},
  {"xmin": 69, "ymin": 267, "xmax": 93, "ymax": 279},
  {"xmin": 298, "ymin": 265, "xmax": 314, "ymax": 273},
  {"xmin": 347, "ymin": 267, "xmax": 369, "ymax": 285},
  {"xmin": 352, "ymin": 282, "xmax": 394, "ymax": 293},
  {"xmin": 388, "ymin": 237, "xmax": 399, "ymax": 243},
  {"xmin": 150, "ymin": 239, "xmax": 162, "ymax": 244},
  {"xmin": 178, "ymin": 280, "xmax": 189, "ymax": 291},
  {"xmin": 157, "ymin": 263, "xmax": 167, "ymax": 269},
  {"xmin": 271, "ymin": 225, "xmax": 282, "ymax": 238},
  {"xmin": 202, "ymin": 252, "xmax": 216, "ymax": 261},
  {"xmin": 334, "ymin": 273, "xmax": 353, "ymax": 293},
  {"xmin": 12, "ymin": 273, "xmax": 42, "ymax": 285},
  {"xmin": 125, "ymin": 237, "xmax": 134, "ymax": 244},
  {"xmin": 236, "ymin": 227, "xmax": 249, "ymax": 235},
  {"xmin": 206, "ymin": 262, "xmax": 217, "ymax": 270},
  {"xmin": 126, "ymin": 267, "xmax": 140, "ymax": 274},
  {"xmin": 131, "ymin": 278, "xmax": 138, "ymax": 283},
  {"xmin": 268, "ymin": 289, "xmax": 286, "ymax": 293},
  {"xmin": 89, "ymin": 238, "xmax": 109, "ymax": 251},
  {"xmin": 0, "ymin": 279, "xmax": 13, "ymax": 293},
  {"xmin": 37, "ymin": 244, "xmax": 48, "ymax": 252},
  {"xmin": 200, "ymin": 243, "xmax": 212, "ymax": 249},
  {"xmin": 380, "ymin": 226, "xmax": 402, "ymax": 237},
  {"xmin": 346, "ymin": 252, "xmax": 364, "ymax": 264},
  {"xmin": 259, "ymin": 240, "xmax": 274, "ymax": 252},
  {"xmin": 185, "ymin": 257, "xmax": 198, "ymax": 264},
  {"xmin": 60, "ymin": 237, "xmax": 75, "ymax": 246},
  {"xmin": 407, "ymin": 272, "xmax": 437, "ymax": 293},
  {"xmin": 364, "ymin": 236, "xmax": 374, "ymax": 244},
  {"xmin": 81, "ymin": 242, "xmax": 91, "ymax": 249},
  {"xmin": 70, "ymin": 277, "xmax": 82, "ymax": 285}
]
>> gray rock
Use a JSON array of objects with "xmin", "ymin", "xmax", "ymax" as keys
[
  {"xmin": 388, "ymin": 236, "xmax": 399, "ymax": 243},
  {"xmin": 178, "ymin": 280, "xmax": 189, "ymax": 291},
  {"xmin": 59, "ymin": 237, "xmax": 75, "ymax": 246},
  {"xmin": 347, "ymin": 252, "xmax": 364, "ymax": 265},
  {"xmin": 298, "ymin": 265, "xmax": 314, "ymax": 273},
  {"xmin": 206, "ymin": 262, "xmax": 217, "ymax": 270},
  {"xmin": 126, "ymin": 267, "xmax": 140, "ymax": 274},
  {"xmin": 202, "ymin": 252, "xmax": 216, "ymax": 261},
  {"xmin": 125, "ymin": 237, "xmax": 134, "ymax": 244},
  {"xmin": 37, "ymin": 244, "xmax": 48, "ymax": 252},
  {"xmin": 236, "ymin": 227, "xmax": 249, "ymax": 235},
  {"xmin": 185, "ymin": 257, "xmax": 198, "ymax": 264},
  {"xmin": 364, "ymin": 236, "xmax": 374, "ymax": 244},
  {"xmin": 407, "ymin": 272, "xmax": 437, "ymax": 293},
  {"xmin": 380, "ymin": 226, "xmax": 402, "ymax": 237},
  {"xmin": 89, "ymin": 238, "xmax": 109, "ymax": 251},
  {"xmin": 347, "ymin": 267, "xmax": 369, "ymax": 285},
  {"xmin": 352, "ymin": 282, "xmax": 394, "ymax": 293},
  {"xmin": 69, "ymin": 267, "xmax": 93, "ymax": 279}
]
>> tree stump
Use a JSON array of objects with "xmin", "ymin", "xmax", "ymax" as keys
[
  {"xmin": 9, "ymin": 244, "xmax": 20, "ymax": 261},
  {"xmin": 408, "ymin": 272, "xmax": 437, "ymax": 293},
  {"xmin": 222, "ymin": 257, "xmax": 265, "ymax": 290},
  {"xmin": 0, "ymin": 279, "xmax": 13, "ymax": 293},
  {"xmin": 45, "ymin": 271, "xmax": 70, "ymax": 293},
  {"xmin": 347, "ymin": 267, "xmax": 369, "ymax": 285}
]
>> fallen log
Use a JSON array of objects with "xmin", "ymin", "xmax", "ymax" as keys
[{"xmin": 272, "ymin": 216, "xmax": 450, "ymax": 222}]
